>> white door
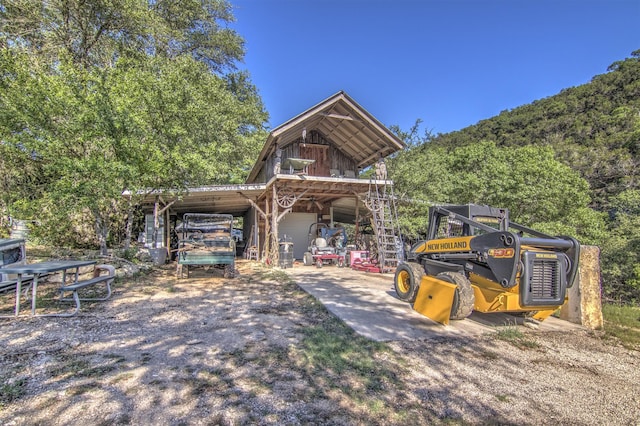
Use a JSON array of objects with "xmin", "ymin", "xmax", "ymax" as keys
[{"xmin": 279, "ymin": 213, "xmax": 317, "ymax": 260}]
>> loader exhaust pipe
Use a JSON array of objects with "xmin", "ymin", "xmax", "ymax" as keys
[{"xmin": 519, "ymin": 237, "xmax": 575, "ymax": 250}]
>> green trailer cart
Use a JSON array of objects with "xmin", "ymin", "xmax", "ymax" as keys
[{"xmin": 176, "ymin": 213, "xmax": 236, "ymax": 278}]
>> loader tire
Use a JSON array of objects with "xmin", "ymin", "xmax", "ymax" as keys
[
  {"xmin": 436, "ymin": 271, "xmax": 475, "ymax": 320},
  {"xmin": 223, "ymin": 264, "xmax": 236, "ymax": 279},
  {"xmin": 303, "ymin": 252, "xmax": 313, "ymax": 266},
  {"xmin": 394, "ymin": 262, "xmax": 425, "ymax": 303}
]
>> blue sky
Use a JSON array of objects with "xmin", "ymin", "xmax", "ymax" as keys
[{"xmin": 231, "ymin": 0, "xmax": 640, "ymax": 135}]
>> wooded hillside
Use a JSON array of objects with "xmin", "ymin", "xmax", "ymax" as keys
[
  {"xmin": 389, "ymin": 50, "xmax": 640, "ymax": 303},
  {"xmin": 429, "ymin": 50, "xmax": 640, "ymax": 210}
]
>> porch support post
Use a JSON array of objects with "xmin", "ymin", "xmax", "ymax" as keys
[
  {"xmin": 262, "ymin": 195, "xmax": 270, "ymax": 261},
  {"xmin": 240, "ymin": 194, "xmax": 268, "ymax": 260},
  {"xmin": 271, "ymin": 185, "xmax": 279, "ymax": 265},
  {"xmin": 152, "ymin": 197, "xmax": 159, "ymax": 248},
  {"xmin": 354, "ymin": 194, "xmax": 360, "ymax": 242}
]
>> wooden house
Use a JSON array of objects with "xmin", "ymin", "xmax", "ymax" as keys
[{"xmin": 135, "ymin": 91, "xmax": 406, "ymax": 264}]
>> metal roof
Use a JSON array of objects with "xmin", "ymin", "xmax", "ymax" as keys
[
  {"xmin": 246, "ymin": 91, "xmax": 405, "ymax": 184},
  {"xmin": 132, "ymin": 184, "xmax": 266, "ymax": 217}
]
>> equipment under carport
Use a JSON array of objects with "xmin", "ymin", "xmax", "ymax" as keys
[
  {"xmin": 349, "ymin": 250, "xmax": 388, "ymax": 273},
  {"xmin": 176, "ymin": 213, "xmax": 236, "ymax": 279},
  {"xmin": 303, "ymin": 223, "xmax": 347, "ymax": 268},
  {"xmin": 278, "ymin": 236, "xmax": 294, "ymax": 268}
]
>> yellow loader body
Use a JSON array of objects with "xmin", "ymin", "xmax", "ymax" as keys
[{"xmin": 394, "ymin": 204, "xmax": 580, "ymax": 325}]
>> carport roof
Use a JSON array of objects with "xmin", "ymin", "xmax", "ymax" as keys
[
  {"xmin": 131, "ymin": 176, "xmax": 380, "ymax": 223},
  {"xmin": 246, "ymin": 91, "xmax": 405, "ymax": 184},
  {"xmin": 130, "ymin": 184, "xmax": 266, "ymax": 217}
]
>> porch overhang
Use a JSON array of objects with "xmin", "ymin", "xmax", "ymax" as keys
[
  {"xmin": 259, "ymin": 174, "xmax": 391, "ymax": 224},
  {"xmin": 128, "ymin": 184, "xmax": 266, "ymax": 217}
]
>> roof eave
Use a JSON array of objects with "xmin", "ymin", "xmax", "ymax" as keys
[{"xmin": 245, "ymin": 91, "xmax": 406, "ymax": 184}]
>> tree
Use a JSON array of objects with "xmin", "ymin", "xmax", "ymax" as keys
[
  {"xmin": 600, "ymin": 189, "xmax": 640, "ymax": 303},
  {"xmin": 0, "ymin": 0, "xmax": 268, "ymax": 252},
  {"xmin": 0, "ymin": 0, "xmax": 244, "ymax": 71},
  {"xmin": 388, "ymin": 140, "xmax": 603, "ymax": 244},
  {"xmin": 388, "ymin": 119, "xmax": 435, "ymax": 149}
]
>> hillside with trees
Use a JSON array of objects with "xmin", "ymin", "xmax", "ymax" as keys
[{"xmin": 389, "ymin": 50, "xmax": 640, "ymax": 303}]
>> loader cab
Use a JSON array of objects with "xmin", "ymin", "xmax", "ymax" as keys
[{"xmin": 427, "ymin": 204, "xmax": 510, "ymax": 240}]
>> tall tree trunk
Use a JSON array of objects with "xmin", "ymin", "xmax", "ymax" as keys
[
  {"xmin": 94, "ymin": 210, "xmax": 109, "ymax": 255},
  {"xmin": 124, "ymin": 201, "xmax": 134, "ymax": 251},
  {"xmin": 152, "ymin": 197, "xmax": 159, "ymax": 248}
]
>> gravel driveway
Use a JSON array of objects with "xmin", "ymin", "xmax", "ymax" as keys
[{"xmin": 0, "ymin": 260, "xmax": 638, "ymax": 425}]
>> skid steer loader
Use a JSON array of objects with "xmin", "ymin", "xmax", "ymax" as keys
[{"xmin": 394, "ymin": 204, "xmax": 580, "ymax": 324}]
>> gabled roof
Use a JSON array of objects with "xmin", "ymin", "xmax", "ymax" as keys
[{"xmin": 246, "ymin": 91, "xmax": 406, "ymax": 183}]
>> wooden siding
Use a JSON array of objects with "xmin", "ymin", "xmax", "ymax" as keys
[{"xmin": 262, "ymin": 130, "xmax": 358, "ymax": 181}]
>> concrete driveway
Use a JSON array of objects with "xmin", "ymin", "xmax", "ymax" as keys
[{"xmin": 286, "ymin": 263, "xmax": 583, "ymax": 342}]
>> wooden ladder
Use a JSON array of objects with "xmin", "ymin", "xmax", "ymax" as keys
[
  {"xmin": 366, "ymin": 180, "xmax": 403, "ymax": 273},
  {"xmin": 244, "ymin": 225, "xmax": 258, "ymax": 260}
]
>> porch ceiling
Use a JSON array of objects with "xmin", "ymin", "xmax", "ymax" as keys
[{"xmin": 263, "ymin": 175, "xmax": 385, "ymax": 224}]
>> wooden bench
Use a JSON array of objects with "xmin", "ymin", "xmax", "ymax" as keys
[
  {"xmin": 53, "ymin": 264, "xmax": 115, "ymax": 317},
  {"xmin": 0, "ymin": 275, "xmax": 34, "ymax": 293},
  {"xmin": 0, "ymin": 276, "xmax": 34, "ymax": 318},
  {"xmin": 0, "ymin": 280, "xmax": 18, "ymax": 293}
]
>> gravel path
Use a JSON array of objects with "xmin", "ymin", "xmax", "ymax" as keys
[{"xmin": 0, "ymin": 260, "xmax": 638, "ymax": 425}]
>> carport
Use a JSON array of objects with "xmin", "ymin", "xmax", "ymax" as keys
[{"xmin": 130, "ymin": 184, "xmax": 265, "ymax": 257}]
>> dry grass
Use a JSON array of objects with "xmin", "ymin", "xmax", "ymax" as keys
[{"xmin": 1, "ymin": 258, "xmax": 639, "ymax": 425}]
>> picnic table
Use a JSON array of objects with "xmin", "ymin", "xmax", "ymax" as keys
[{"xmin": 0, "ymin": 260, "xmax": 114, "ymax": 317}]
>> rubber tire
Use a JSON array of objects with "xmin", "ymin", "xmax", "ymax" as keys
[
  {"xmin": 316, "ymin": 258, "xmax": 323, "ymax": 268},
  {"xmin": 394, "ymin": 262, "xmax": 425, "ymax": 303},
  {"xmin": 223, "ymin": 264, "xmax": 236, "ymax": 279},
  {"xmin": 303, "ymin": 252, "xmax": 313, "ymax": 266},
  {"xmin": 436, "ymin": 271, "xmax": 475, "ymax": 320}
]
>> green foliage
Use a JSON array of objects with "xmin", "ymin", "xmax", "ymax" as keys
[
  {"xmin": 109, "ymin": 55, "xmax": 266, "ymax": 189},
  {"xmin": 430, "ymin": 51, "xmax": 640, "ymax": 211},
  {"xmin": 390, "ymin": 50, "xmax": 639, "ymax": 302},
  {"xmin": 0, "ymin": 0, "xmax": 243, "ymax": 72},
  {"xmin": 389, "ymin": 141, "xmax": 601, "ymax": 243},
  {"xmin": 0, "ymin": 0, "xmax": 267, "ymax": 251},
  {"xmin": 601, "ymin": 190, "xmax": 640, "ymax": 302},
  {"xmin": 602, "ymin": 303, "xmax": 640, "ymax": 350}
]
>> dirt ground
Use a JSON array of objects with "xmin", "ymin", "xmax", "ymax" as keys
[{"xmin": 1, "ymin": 259, "xmax": 639, "ymax": 425}]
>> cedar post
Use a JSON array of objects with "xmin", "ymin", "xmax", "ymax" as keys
[{"xmin": 560, "ymin": 245, "xmax": 604, "ymax": 329}]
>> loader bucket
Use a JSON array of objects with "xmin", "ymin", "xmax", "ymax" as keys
[{"xmin": 413, "ymin": 276, "xmax": 458, "ymax": 325}]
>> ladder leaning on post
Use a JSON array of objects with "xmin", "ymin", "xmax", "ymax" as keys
[{"xmin": 365, "ymin": 178, "xmax": 403, "ymax": 273}]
